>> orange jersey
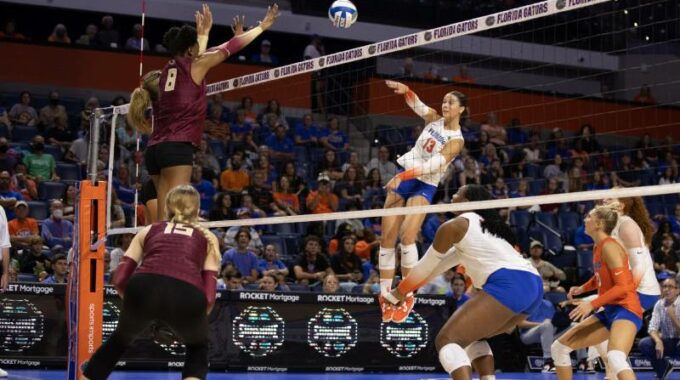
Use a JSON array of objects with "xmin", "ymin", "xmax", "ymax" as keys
[{"xmin": 592, "ymin": 237, "xmax": 643, "ymax": 318}]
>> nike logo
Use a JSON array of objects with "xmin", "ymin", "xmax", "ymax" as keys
[{"xmin": 614, "ymin": 271, "xmax": 623, "ymax": 276}]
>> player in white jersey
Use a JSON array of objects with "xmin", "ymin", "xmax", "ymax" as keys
[
  {"xmin": 378, "ymin": 80, "xmax": 466, "ymax": 322},
  {"xmin": 384, "ymin": 185, "xmax": 543, "ymax": 380},
  {"xmin": 587, "ymin": 195, "xmax": 660, "ymax": 378}
]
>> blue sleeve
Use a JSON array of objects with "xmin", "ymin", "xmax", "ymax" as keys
[
  {"xmin": 221, "ymin": 251, "xmax": 232, "ymax": 266},
  {"xmin": 341, "ymin": 132, "xmax": 348, "ymax": 145},
  {"xmin": 284, "ymin": 138, "xmax": 294, "ymax": 153},
  {"xmin": 318, "ymin": 128, "xmax": 330, "ymax": 138},
  {"xmin": 257, "ymin": 259, "xmax": 267, "ymax": 273},
  {"xmin": 275, "ymin": 260, "xmax": 287, "ymax": 270}
]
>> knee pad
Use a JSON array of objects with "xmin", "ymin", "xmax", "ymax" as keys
[
  {"xmin": 480, "ymin": 376, "xmax": 496, "ymax": 380},
  {"xmin": 465, "ymin": 340, "xmax": 493, "ymax": 361},
  {"xmin": 551, "ymin": 340, "xmax": 573, "ymax": 367},
  {"xmin": 439, "ymin": 343, "xmax": 471, "ymax": 374},
  {"xmin": 607, "ymin": 350, "xmax": 631, "ymax": 375},
  {"xmin": 400, "ymin": 243, "xmax": 419, "ymax": 269},
  {"xmin": 378, "ymin": 247, "xmax": 396, "ymax": 270}
]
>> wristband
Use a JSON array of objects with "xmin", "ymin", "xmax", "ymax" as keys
[{"xmin": 197, "ymin": 35, "xmax": 208, "ymax": 54}]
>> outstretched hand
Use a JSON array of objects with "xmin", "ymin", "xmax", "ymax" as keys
[
  {"xmin": 231, "ymin": 15, "xmax": 246, "ymax": 36},
  {"xmin": 385, "ymin": 80, "xmax": 409, "ymax": 95},
  {"xmin": 259, "ymin": 4, "xmax": 280, "ymax": 30},
  {"xmin": 195, "ymin": 4, "xmax": 213, "ymax": 36}
]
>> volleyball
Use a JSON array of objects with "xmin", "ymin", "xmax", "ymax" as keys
[{"xmin": 328, "ymin": 0, "xmax": 358, "ymax": 29}]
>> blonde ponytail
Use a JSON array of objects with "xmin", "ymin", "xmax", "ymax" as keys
[{"xmin": 127, "ymin": 70, "xmax": 161, "ymax": 135}]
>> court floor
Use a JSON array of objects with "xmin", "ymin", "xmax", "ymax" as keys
[{"xmin": 3, "ymin": 371, "xmax": 673, "ymax": 380}]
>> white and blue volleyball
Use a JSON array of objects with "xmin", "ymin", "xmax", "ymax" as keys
[{"xmin": 328, "ymin": 0, "xmax": 358, "ymax": 29}]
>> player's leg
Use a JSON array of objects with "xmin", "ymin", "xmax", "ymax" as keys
[
  {"xmin": 399, "ymin": 195, "xmax": 430, "ymax": 277},
  {"xmin": 551, "ymin": 316, "xmax": 610, "ymax": 380},
  {"xmin": 466, "ymin": 340, "xmax": 495, "ymax": 380},
  {"xmin": 607, "ymin": 318, "xmax": 640, "ymax": 380}
]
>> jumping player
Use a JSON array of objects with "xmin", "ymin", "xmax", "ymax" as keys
[
  {"xmin": 385, "ymin": 185, "xmax": 543, "ymax": 380},
  {"xmin": 379, "ymin": 80, "xmax": 467, "ymax": 321},
  {"xmin": 552, "ymin": 203, "xmax": 642, "ymax": 380},
  {"xmin": 127, "ymin": 4, "xmax": 279, "ymax": 221},
  {"xmin": 82, "ymin": 185, "xmax": 221, "ymax": 380}
]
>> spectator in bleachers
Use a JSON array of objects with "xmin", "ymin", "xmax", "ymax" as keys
[
  {"xmin": 223, "ymin": 208, "xmax": 264, "ymax": 253},
  {"xmin": 18, "ymin": 241, "xmax": 50, "ymax": 276},
  {"xmin": 44, "ymin": 113, "xmax": 72, "ymax": 150},
  {"xmin": 334, "ymin": 166, "xmax": 363, "ymax": 208},
  {"xmin": 191, "ymin": 165, "xmax": 215, "ymax": 217},
  {"xmin": 539, "ymin": 178, "xmax": 562, "ymax": 213},
  {"xmin": 259, "ymin": 99, "xmax": 288, "ymax": 129},
  {"xmin": 41, "ymin": 253, "xmax": 67, "ymax": 284},
  {"xmin": 265, "ymin": 124, "xmax": 295, "ymax": 164},
  {"xmin": 653, "ymin": 234, "xmax": 680, "ymax": 276},
  {"xmin": 481, "ymin": 159, "xmax": 504, "ymax": 187},
  {"xmin": 481, "ymin": 112, "xmax": 506, "ymax": 147},
  {"xmin": 195, "ymin": 139, "xmax": 221, "ymax": 181},
  {"xmin": 209, "ymin": 192, "xmax": 236, "ymax": 221},
  {"xmin": 95, "ymin": 15, "xmax": 120, "ymax": 48},
  {"xmin": 281, "ymin": 161, "xmax": 305, "ymax": 194},
  {"xmin": 108, "ymin": 191, "xmax": 126, "ymax": 228},
  {"xmin": 362, "ymin": 168, "xmax": 384, "ymax": 207},
  {"xmin": 218, "ymin": 269, "xmax": 244, "ymax": 290},
  {"xmin": 39, "ymin": 91, "xmax": 68, "ymax": 131},
  {"xmin": 124, "ymin": 24, "xmax": 149, "ymax": 51},
  {"xmin": 459, "ymin": 157, "xmax": 481, "ymax": 186},
  {"xmin": 398, "ymin": 58, "xmax": 416, "ymax": 78},
  {"xmin": 0, "ymin": 19, "xmax": 27, "ymax": 40},
  {"xmin": 516, "ymin": 299, "xmax": 558, "ymax": 373},
  {"xmin": 258, "ymin": 244, "xmax": 289, "ymax": 278},
  {"xmin": 222, "ymin": 228, "xmax": 259, "ymax": 284},
  {"xmin": 0, "ymin": 105, "xmax": 10, "ymax": 128},
  {"xmin": 0, "ymin": 138, "xmax": 16, "ymax": 173},
  {"xmin": 322, "ymin": 273, "xmax": 341, "ymax": 293},
  {"xmin": 453, "ymin": 65, "xmax": 475, "ymax": 84},
  {"xmin": 247, "ymin": 170, "xmax": 283, "ymax": 216},
  {"xmin": 597, "ymin": 148, "xmax": 615, "ymax": 172},
  {"xmin": 523, "ymin": 134, "xmax": 543, "ymax": 163},
  {"xmin": 241, "ymin": 194, "xmax": 266, "ymax": 219},
  {"xmin": 75, "ymin": 24, "xmax": 97, "ymax": 46},
  {"xmin": 294, "ymin": 113, "xmax": 320, "ymax": 147},
  {"xmin": 220, "ymin": 151, "xmax": 250, "ymax": 192},
  {"xmin": 24, "ymin": 135, "xmax": 58, "ymax": 183},
  {"xmin": 231, "ymin": 109, "xmax": 255, "ymax": 148},
  {"xmin": 575, "ymin": 124, "xmax": 601, "ymax": 154},
  {"xmin": 204, "ymin": 102, "xmax": 231, "ymax": 142},
  {"xmin": 41, "ymin": 200, "xmax": 73, "ymax": 249},
  {"xmin": 294, "ymin": 235, "xmax": 331, "ymax": 284},
  {"xmin": 341, "ymin": 151, "xmax": 367, "ymax": 179},
  {"xmin": 64, "ymin": 124, "xmax": 89, "ymax": 165},
  {"xmin": 492, "ymin": 177, "xmax": 509, "ymax": 199},
  {"xmin": 331, "ymin": 236, "xmax": 363, "ymax": 291},
  {"xmin": 446, "ymin": 273, "xmax": 469, "ymax": 308},
  {"xmin": 418, "ymin": 266, "xmax": 454, "ymax": 295},
  {"xmin": 366, "ymin": 146, "xmax": 398, "ymax": 186},
  {"xmin": 251, "ymin": 39, "xmax": 279, "ymax": 65},
  {"xmin": 10, "ymin": 162, "xmax": 37, "ymax": 200},
  {"xmin": 9, "ymin": 91, "xmax": 38, "ymax": 127},
  {"xmin": 634, "ymin": 84, "xmax": 657, "ymax": 105},
  {"xmin": 316, "ymin": 149, "xmax": 343, "ymax": 182},
  {"xmin": 112, "ymin": 165, "xmax": 135, "ymax": 205},
  {"xmin": 0, "ymin": 170, "xmax": 22, "ymax": 219},
  {"xmin": 238, "ymin": 96, "xmax": 258, "ymax": 125},
  {"xmin": 527, "ymin": 241, "xmax": 566, "ymax": 292},
  {"xmin": 306, "ymin": 173, "xmax": 339, "ymax": 214},
  {"xmin": 567, "ymin": 165, "xmax": 584, "ymax": 193},
  {"xmin": 509, "ymin": 179, "xmax": 531, "ymax": 208},
  {"xmin": 422, "ymin": 65, "xmax": 441, "ymax": 81},
  {"xmin": 637, "ymin": 134, "xmax": 658, "ymax": 165},
  {"xmin": 273, "ymin": 176, "xmax": 300, "ymax": 216},
  {"xmin": 47, "ymin": 24, "xmax": 70, "ymax": 44},
  {"xmin": 8, "ymin": 201, "xmax": 40, "ymax": 250},
  {"xmin": 667, "ymin": 205, "xmax": 680, "ymax": 235},
  {"xmin": 612, "ymin": 153, "xmax": 640, "ymax": 188},
  {"xmin": 319, "ymin": 116, "xmax": 349, "ymax": 154},
  {"xmin": 546, "ymin": 128, "xmax": 571, "ymax": 160},
  {"xmin": 638, "ymin": 277, "xmax": 680, "ymax": 379},
  {"xmin": 569, "ymin": 139, "xmax": 590, "ymax": 165},
  {"xmin": 659, "ymin": 167, "xmax": 677, "ymax": 185},
  {"xmin": 61, "ymin": 184, "xmax": 76, "ymax": 222},
  {"xmin": 362, "ymin": 271, "xmax": 381, "ymax": 294}
]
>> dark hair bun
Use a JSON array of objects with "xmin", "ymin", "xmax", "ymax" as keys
[{"xmin": 163, "ymin": 25, "xmax": 198, "ymax": 56}]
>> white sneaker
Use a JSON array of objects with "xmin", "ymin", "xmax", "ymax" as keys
[{"xmin": 0, "ymin": 367, "xmax": 7, "ymax": 377}]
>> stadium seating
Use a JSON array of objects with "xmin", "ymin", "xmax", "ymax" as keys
[{"xmin": 38, "ymin": 181, "xmax": 66, "ymax": 201}]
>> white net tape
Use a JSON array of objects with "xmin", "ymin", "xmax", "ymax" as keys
[
  {"xmin": 107, "ymin": 182, "xmax": 680, "ymax": 235},
  {"xmin": 104, "ymin": 0, "xmax": 611, "ymax": 116}
]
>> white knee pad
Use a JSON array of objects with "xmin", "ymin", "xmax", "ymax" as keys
[
  {"xmin": 551, "ymin": 340, "xmax": 573, "ymax": 367},
  {"xmin": 400, "ymin": 243, "xmax": 419, "ymax": 269},
  {"xmin": 607, "ymin": 350, "xmax": 631, "ymax": 375},
  {"xmin": 378, "ymin": 247, "xmax": 396, "ymax": 270},
  {"xmin": 480, "ymin": 376, "xmax": 496, "ymax": 380},
  {"xmin": 465, "ymin": 340, "xmax": 493, "ymax": 361},
  {"xmin": 439, "ymin": 343, "xmax": 471, "ymax": 374}
]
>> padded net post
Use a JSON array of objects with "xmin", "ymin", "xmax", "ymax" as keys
[{"xmin": 67, "ymin": 181, "xmax": 107, "ymax": 380}]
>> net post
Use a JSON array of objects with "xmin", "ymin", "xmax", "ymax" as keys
[
  {"xmin": 66, "ymin": 180, "xmax": 107, "ymax": 379},
  {"xmin": 86, "ymin": 110, "xmax": 102, "ymax": 183}
]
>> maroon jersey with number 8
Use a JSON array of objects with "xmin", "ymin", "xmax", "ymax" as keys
[
  {"xmin": 137, "ymin": 221, "xmax": 208, "ymax": 290},
  {"xmin": 149, "ymin": 57, "xmax": 207, "ymax": 147}
]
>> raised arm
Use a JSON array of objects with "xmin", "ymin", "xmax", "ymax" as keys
[
  {"xmin": 191, "ymin": 4, "xmax": 279, "ymax": 84},
  {"xmin": 385, "ymin": 80, "xmax": 439, "ymax": 123}
]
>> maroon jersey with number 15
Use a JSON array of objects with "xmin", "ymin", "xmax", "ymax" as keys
[
  {"xmin": 150, "ymin": 57, "xmax": 207, "ymax": 147},
  {"xmin": 137, "ymin": 221, "xmax": 208, "ymax": 290}
]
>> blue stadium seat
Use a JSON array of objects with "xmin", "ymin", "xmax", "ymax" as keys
[
  {"xmin": 547, "ymin": 250, "xmax": 576, "ymax": 269},
  {"xmin": 38, "ymin": 181, "xmax": 66, "ymax": 201},
  {"xmin": 288, "ymin": 283, "xmax": 309, "ymax": 292},
  {"xmin": 294, "ymin": 146, "xmax": 309, "ymax": 163},
  {"xmin": 261, "ymin": 235, "xmax": 286, "ymax": 257},
  {"xmin": 529, "ymin": 179, "xmax": 546, "ymax": 196},
  {"xmin": 26, "ymin": 201, "xmax": 48, "ymax": 220},
  {"xmin": 12, "ymin": 125, "xmax": 39, "ymax": 142},
  {"xmin": 543, "ymin": 233, "xmax": 563, "ymax": 254},
  {"xmin": 17, "ymin": 273, "xmax": 38, "ymax": 282},
  {"xmin": 509, "ymin": 209, "xmax": 532, "ymax": 230},
  {"xmin": 310, "ymin": 147, "xmax": 326, "ymax": 163},
  {"xmin": 558, "ymin": 212, "xmax": 581, "ymax": 238},
  {"xmin": 535, "ymin": 212, "xmax": 557, "ymax": 229},
  {"xmin": 208, "ymin": 140, "xmax": 226, "ymax": 164},
  {"xmin": 56, "ymin": 162, "xmax": 81, "ymax": 181},
  {"xmin": 43, "ymin": 144, "xmax": 63, "ymax": 161},
  {"xmin": 576, "ymin": 250, "xmax": 594, "ymax": 281},
  {"xmin": 282, "ymin": 234, "xmax": 301, "ymax": 258},
  {"xmin": 511, "ymin": 226, "xmax": 528, "ymax": 252}
]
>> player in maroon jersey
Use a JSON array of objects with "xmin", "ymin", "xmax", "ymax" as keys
[
  {"xmin": 128, "ymin": 3, "xmax": 279, "ymax": 221},
  {"xmin": 82, "ymin": 185, "xmax": 221, "ymax": 380}
]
